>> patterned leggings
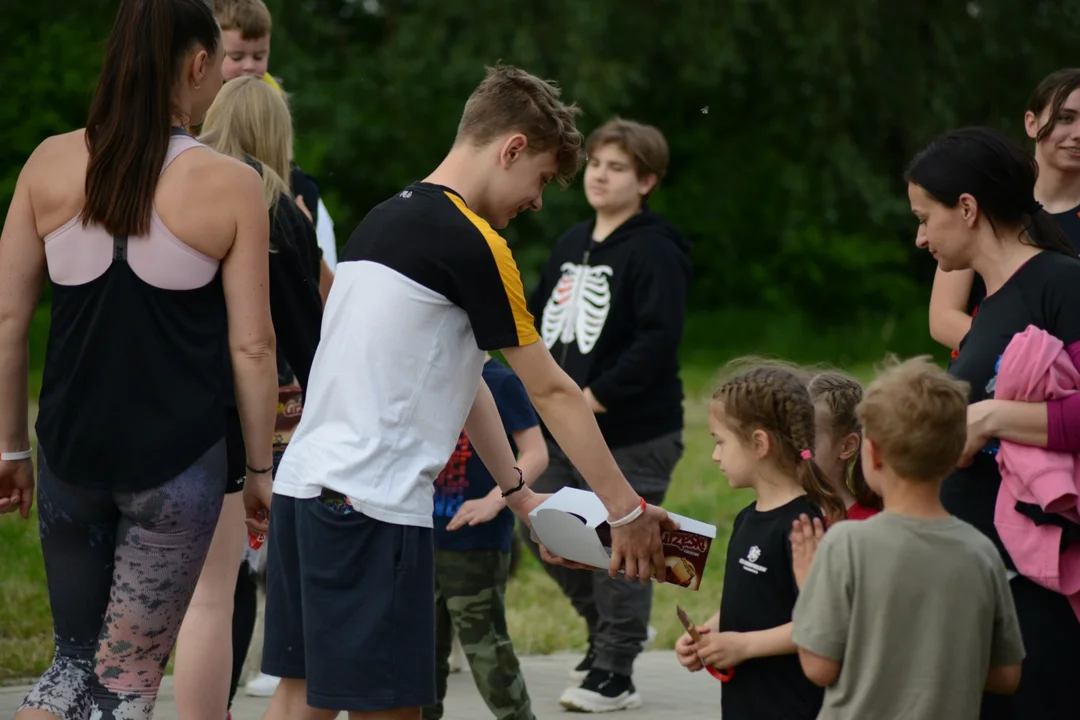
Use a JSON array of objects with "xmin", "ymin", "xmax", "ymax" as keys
[{"xmin": 19, "ymin": 440, "xmax": 225, "ymax": 720}]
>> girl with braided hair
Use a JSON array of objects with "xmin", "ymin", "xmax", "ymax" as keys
[
  {"xmin": 674, "ymin": 362, "xmax": 842, "ymax": 719},
  {"xmin": 807, "ymin": 370, "xmax": 882, "ymax": 520}
]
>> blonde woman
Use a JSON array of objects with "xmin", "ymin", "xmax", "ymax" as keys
[{"xmin": 173, "ymin": 76, "xmax": 324, "ymax": 720}]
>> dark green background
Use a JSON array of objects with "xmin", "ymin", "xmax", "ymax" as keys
[{"xmin": 5, "ymin": 0, "xmax": 1077, "ymax": 366}]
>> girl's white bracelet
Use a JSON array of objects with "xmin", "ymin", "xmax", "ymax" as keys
[
  {"xmin": 609, "ymin": 497, "xmax": 647, "ymax": 528},
  {"xmin": 0, "ymin": 449, "xmax": 32, "ymax": 461}
]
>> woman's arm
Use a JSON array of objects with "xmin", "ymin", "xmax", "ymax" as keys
[
  {"xmin": 0, "ymin": 162, "xmax": 45, "ymax": 457},
  {"xmin": 0, "ymin": 158, "xmax": 47, "ymax": 517},
  {"xmin": 220, "ymin": 162, "xmax": 278, "ymax": 515},
  {"xmin": 929, "ymin": 267, "xmax": 976, "ymax": 351}
]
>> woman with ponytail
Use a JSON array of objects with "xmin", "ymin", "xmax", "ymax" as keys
[
  {"xmin": 0, "ymin": 1, "xmax": 278, "ymax": 718},
  {"xmin": 907, "ymin": 126, "xmax": 1080, "ymax": 718}
]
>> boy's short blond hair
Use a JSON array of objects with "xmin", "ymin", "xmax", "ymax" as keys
[
  {"xmin": 586, "ymin": 117, "xmax": 670, "ymax": 182},
  {"xmin": 213, "ymin": 0, "xmax": 272, "ymax": 39},
  {"xmin": 456, "ymin": 63, "xmax": 585, "ymax": 188},
  {"xmin": 857, "ymin": 356, "xmax": 970, "ymax": 483}
]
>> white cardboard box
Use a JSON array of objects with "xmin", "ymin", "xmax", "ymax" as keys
[{"xmin": 528, "ymin": 487, "xmax": 717, "ymax": 590}]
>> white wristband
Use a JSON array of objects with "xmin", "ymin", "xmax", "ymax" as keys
[
  {"xmin": 608, "ymin": 497, "xmax": 647, "ymax": 528},
  {"xmin": 0, "ymin": 449, "xmax": 32, "ymax": 461}
]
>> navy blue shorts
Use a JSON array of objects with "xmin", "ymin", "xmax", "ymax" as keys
[{"xmin": 262, "ymin": 490, "xmax": 436, "ymax": 712}]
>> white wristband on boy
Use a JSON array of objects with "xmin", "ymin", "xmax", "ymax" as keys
[
  {"xmin": 0, "ymin": 449, "xmax": 33, "ymax": 461},
  {"xmin": 608, "ymin": 497, "xmax": 647, "ymax": 528}
]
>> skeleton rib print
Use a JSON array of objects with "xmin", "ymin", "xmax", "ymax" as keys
[{"xmin": 541, "ymin": 261, "xmax": 613, "ymax": 354}]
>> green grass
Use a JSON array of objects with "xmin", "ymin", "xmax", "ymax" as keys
[
  {"xmin": 0, "ymin": 444, "xmax": 49, "ymax": 682},
  {"xmin": 0, "ymin": 304, "xmax": 935, "ymax": 681}
]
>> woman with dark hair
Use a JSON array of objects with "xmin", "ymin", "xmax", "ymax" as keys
[
  {"xmin": 929, "ymin": 69, "xmax": 1080, "ymax": 354},
  {"xmin": 907, "ymin": 126, "xmax": 1080, "ymax": 718},
  {"xmin": 0, "ymin": 1, "xmax": 278, "ymax": 718}
]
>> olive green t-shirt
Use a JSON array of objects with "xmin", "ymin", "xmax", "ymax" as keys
[{"xmin": 792, "ymin": 512, "xmax": 1025, "ymax": 720}]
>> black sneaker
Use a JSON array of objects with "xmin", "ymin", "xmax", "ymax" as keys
[
  {"xmin": 559, "ymin": 669, "xmax": 643, "ymax": 713},
  {"xmin": 567, "ymin": 643, "xmax": 597, "ymax": 683}
]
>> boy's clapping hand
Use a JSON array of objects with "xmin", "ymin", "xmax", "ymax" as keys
[{"xmin": 790, "ymin": 513, "xmax": 825, "ymax": 590}]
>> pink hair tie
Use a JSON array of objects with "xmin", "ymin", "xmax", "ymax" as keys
[{"xmin": 800, "ymin": 449, "xmax": 813, "ymax": 460}]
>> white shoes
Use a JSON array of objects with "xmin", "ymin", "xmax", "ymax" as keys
[
  {"xmin": 644, "ymin": 625, "xmax": 657, "ymax": 649},
  {"xmin": 244, "ymin": 672, "xmax": 281, "ymax": 697},
  {"xmin": 448, "ymin": 633, "xmax": 468, "ymax": 674}
]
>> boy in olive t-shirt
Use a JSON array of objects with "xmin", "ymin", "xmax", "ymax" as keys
[{"xmin": 790, "ymin": 357, "xmax": 1025, "ymax": 720}]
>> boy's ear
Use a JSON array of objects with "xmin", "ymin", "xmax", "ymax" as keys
[
  {"xmin": 499, "ymin": 133, "xmax": 529, "ymax": 168},
  {"xmin": 637, "ymin": 172, "xmax": 659, "ymax": 198},
  {"xmin": 865, "ymin": 438, "xmax": 885, "ymax": 470},
  {"xmin": 839, "ymin": 432, "xmax": 861, "ymax": 462}
]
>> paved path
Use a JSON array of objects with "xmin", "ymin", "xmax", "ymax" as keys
[{"xmin": 0, "ymin": 651, "xmax": 722, "ymax": 719}]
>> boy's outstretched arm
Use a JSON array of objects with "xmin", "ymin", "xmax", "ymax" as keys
[
  {"xmin": 509, "ymin": 424, "xmax": 549, "ymax": 488},
  {"xmin": 461, "ymin": 379, "xmax": 544, "ymax": 523},
  {"xmin": 502, "ymin": 340, "xmax": 676, "ymax": 583}
]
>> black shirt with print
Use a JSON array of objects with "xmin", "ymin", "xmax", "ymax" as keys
[
  {"xmin": 719, "ymin": 495, "xmax": 825, "ymax": 720},
  {"xmin": 947, "ymin": 250, "xmax": 1080, "ymax": 569}
]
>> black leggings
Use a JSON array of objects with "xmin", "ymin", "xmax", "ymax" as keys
[{"xmin": 20, "ymin": 441, "xmax": 225, "ymax": 720}]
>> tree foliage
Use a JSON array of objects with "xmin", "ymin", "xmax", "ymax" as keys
[{"xmin": 3, "ymin": 0, "xmax": 1080, "ymax": 319}]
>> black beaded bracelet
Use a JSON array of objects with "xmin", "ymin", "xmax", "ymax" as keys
[
  {"xmin": 500, "ymin": 467, "xmax": 525, "ymax": 498},
  {"xmin": 246, "ymin": 463, "xmax": 274, "ymax": 475}
]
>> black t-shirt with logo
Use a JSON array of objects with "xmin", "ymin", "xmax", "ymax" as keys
[
  {"xmin": 719, "ymin": 494, "xmax": 825, "ymax": 719},
  {"xmin": 947, "ymin": 250, "xmax": 1080, "ymax": 568}
]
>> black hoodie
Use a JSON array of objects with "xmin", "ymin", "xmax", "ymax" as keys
[{"xmin": 529, "ymin": 209, "xmax": 692, "ymax": 448}]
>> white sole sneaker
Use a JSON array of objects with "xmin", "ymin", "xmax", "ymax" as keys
[
  {"xmin": 448, "ymin": 634, "xmax": 467, "ymax": 674},
  {"xmin": 559, "ymin": 686, "xmax": 643, "ymax": 713},
  {"xmin": 643, "ymin": 625, "xmax": 657, "ymax": 649},
  {"xmin": 244, "ymin": 672, "xmax": 281, "ymax": 697},
  {"xmin": 567, "ymin": 628, "xmax": 656, "ymax": 685}
]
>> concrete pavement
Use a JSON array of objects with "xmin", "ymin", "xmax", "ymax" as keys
[{"xmin": 0, "ymin": 651, "xmax": 723, "ymax": 719}]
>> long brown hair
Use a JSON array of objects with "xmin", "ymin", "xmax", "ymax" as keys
[
  {"xmin": 808, "ymin": 370, "xmax": 882, "ymax": 512},
  {"xmin": 81, "ymin": 0, "xmax": 220, "ymax": 237},
  {"xmin": 713, "ymin": 363, "xmax": 847, "ymax": 525}
]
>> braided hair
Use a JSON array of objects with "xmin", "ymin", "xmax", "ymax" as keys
[
  {"xmin": 713, "ymin": 364, "xmax": 847, "ymax": 525},
  {"xmin": 808, "ymin": 371, "xmax": 882, "ymax": 512}
]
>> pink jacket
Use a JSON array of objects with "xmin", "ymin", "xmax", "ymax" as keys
[{"xmin": 994, "ymin": 325, "xmax": 1080, "ymax": 621}]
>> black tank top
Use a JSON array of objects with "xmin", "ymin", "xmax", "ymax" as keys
[{"xmin": 36, "ymin": 137, "xmax": 228, "ymax": 490}]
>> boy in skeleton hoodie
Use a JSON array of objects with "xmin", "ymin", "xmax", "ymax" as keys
[{"xmin": 520, "ymin": 118, "xmax": 692, "ymax": 713}]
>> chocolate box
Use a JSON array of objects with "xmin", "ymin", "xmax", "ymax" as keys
[{"xmin": 528, "ymin": 487, "xmax": 716, "ymax": 590}]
